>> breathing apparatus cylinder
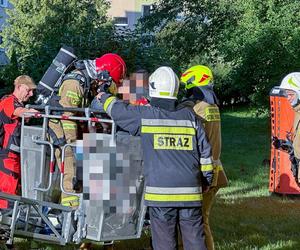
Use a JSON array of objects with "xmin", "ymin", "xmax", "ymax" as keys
[{"xmin": 35, "ymin": 46, "xmax": 77, "ymax": 105}]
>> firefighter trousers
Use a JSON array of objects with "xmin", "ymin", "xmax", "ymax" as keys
[
  {"xmin": 49, "ymin": 119, "xmax": 79, "ymax": 207},
  {"xmin": 149, "ymin": 206, "xmax": 207, "ymax": 250},
  {"xmin": 202, "ymin": 186, "xmax": 219, "ymax": 250}
]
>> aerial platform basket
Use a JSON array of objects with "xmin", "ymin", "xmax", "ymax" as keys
[{"xmin": 0, "ymin": 105, "xmax": 146, "ymax": 245}]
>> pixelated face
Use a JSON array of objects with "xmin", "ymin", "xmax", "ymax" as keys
[
  {"xmin": 117, "ymin": 72, "xmax": 149, "ymax": 104},
  {"xmin": 76, "ymin": 133, "xmax": 144, "ymax": 214}
]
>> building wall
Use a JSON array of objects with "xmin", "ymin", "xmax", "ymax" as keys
[{"xmin": 107, "ymin": 0, "xmax": 155, "ymax": 29}]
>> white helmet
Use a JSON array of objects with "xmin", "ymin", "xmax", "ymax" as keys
[
  {"xmin": 279, "ymin": 72, "xmax": 300, "ymax": 106},
  {"xmin": 149, "ymin": 66, "xmax": 179, "ymax": 99}
]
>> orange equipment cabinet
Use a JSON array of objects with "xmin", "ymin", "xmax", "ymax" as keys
[{"xmin": 269, "ymin": 87, "xmax": 300, "ymax": 194}]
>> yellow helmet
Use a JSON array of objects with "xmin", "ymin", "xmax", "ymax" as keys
[{"xmin": 180, "ymin": 65, "xmax": 213, "ymax": 89}]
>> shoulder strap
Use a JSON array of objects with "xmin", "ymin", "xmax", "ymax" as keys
[{"xmin": 63, "ymin": 72, "xmax": 86, "ymax": 85}]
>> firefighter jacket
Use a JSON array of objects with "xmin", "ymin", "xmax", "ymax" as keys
[
  {"xmin": 181, "ymin": 100, "xmax": 228, "ymax": 188},
  {"xmin": 49, "ymin": 75, "xmax": 84, "ymax": 207},
  {"xmin": 101, "ymin": 94, "xmax": 214, "ymax": 207},
  {"xmin": 58, "ymin": 76, "xmax": 84, "ymax": 111},
  {"xmin": 48, "ymin": 76, "xmax": 84, "ymax": 145},
  {"xmin": 292, "ymin": 104, "xmax": 300, "ymax": 182}
]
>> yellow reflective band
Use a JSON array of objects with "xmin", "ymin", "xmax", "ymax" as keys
[
  {"xmin": 216, "ymin": 165, "xmax": 224, "ymax": 171},
  {"xmin": 61, "ymin": 196, "xmax": 79, "ymax": 202},
  {"xmin": 141, "ymin": 126, "xmax": 195, "ymax": 135},
  {"xmin": 71, "ymin": 100, "xmax": 80, "ymax": 105},
  {"xmin": 205, "ymin": 107, "xmax": 220, "ymax": 121},
  {"xmin": 145, "ymin": 193, "xmax": 202, "ymax": 202},
  {"xmin": 66, "ymin": 91, "xmax": 82, "ymax": 105},
  {"xmin": 61, "ymin": 196, "xmax": 79, "ymax": 207},
  {"xmin": 66, "ymin": 91, "xmax": 81, "ymax": 100},
  {"xmin": 154, "ymin": 134, "xmax": 193, "ymax": 150},
  {"xmin": 62, "ymin": 123, "xmax": 77, "ymax": 130},
  {"xmin": 61, "ymin": 201, "xmax": 79, "ymax": 207},
  {"xmin": 104, "ymin": 96, "xmax": 116, "ymax": 111},
  {"xmin": 159, "ymin": 91, "xmax": 176, "ymax": 97},
  {"xmin": 159, "ymin": 91, "xmax": 170, "ymax": 96},
  {"xmin": 201, "ymin": 164, "xmax": 214, "ymax": 171}
]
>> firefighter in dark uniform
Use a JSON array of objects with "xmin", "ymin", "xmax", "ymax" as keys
[
  {"xmin": 180, "ymin": 65, "xmax": 228, "ymax": 250},
  {"xmin": 0, "ymin": 75, "xmax": 37, "ymax": 209},
  {"xmin": 97, "ymin": 66, "xmax": 214, "ymax": 250}
]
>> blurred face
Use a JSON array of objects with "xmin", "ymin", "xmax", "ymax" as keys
[
  {"xmin": 117, "ymin": 73, "xmax": 149, "ymax": 104},
  {"xmin": 17, "ymin": 84, "xmax": 35, "ymax": 102},
  {"xmin": 286, "ymin": 89, "xmax": 297, "ymax": 106}
]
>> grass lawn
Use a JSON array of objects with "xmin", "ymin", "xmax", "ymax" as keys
[
  {"xmin": 4, "ymin": 107, "xmax": 300, "ymax": 250},
  {"xmin": 212, "ymin": 108, "xmax": 300, "ymax": 250}
]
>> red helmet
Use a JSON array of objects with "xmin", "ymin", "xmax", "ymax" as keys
[{"xmin": 95, "ymin": 53, "xmax": 126, "ymax": 85}]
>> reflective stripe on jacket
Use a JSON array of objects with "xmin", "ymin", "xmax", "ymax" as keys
[
  {"xmin": 58, "ymin": 77, "xmax": 84, "ymax": 111},
  {"xmin": 102, "ymin": 94, "xmax": 213, "ymax": 207},
  {"xmin": 182, "ymin": 99, "xmax": 228, "ymax": 188}
]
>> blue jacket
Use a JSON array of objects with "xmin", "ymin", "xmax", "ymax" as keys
[{"xmin": 101, "ymin": 94, "xmax": 214, "ymax": 207}]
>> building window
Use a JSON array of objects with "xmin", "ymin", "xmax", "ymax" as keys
[
  {"xmin": 0, "ymin": 0, "xmax": 8, "ymax": 8},
  {"xmin": 142, "ymin": 5, "xmax": 151, "ymax": 17},
  {"xmin": 113, "ymin": 17, "xmax": 128, "ymax": 27}
]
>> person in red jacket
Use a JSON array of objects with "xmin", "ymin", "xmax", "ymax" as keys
[{"xmin": 0, "ymin": 75, "xmax": 37, "ymax": 209}]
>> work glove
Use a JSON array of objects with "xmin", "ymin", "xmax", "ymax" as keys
[
  {"xmin": 272, "ymin": 136, "xmax": 281, "ymax": 149},
  {"xmin": 90, "ymin": 97, "xmax": 104, "ymax": 112},
  {"xmin": 290, "ymin": 154, "xmax": 299, "ymax": 178},
  {"xmin": 98, "ymin": 81, "xmax": 111, "ymax": 93}
]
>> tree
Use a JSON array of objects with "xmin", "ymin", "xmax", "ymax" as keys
[
  {"xmin": 139, "ymin": 0, "xmax": 300, "ymax": 109},
  {"xmin": 1, "ymin": 0, "xmax": 113, "ymax": 84},
  {"xmin": 219, "ymin": 0, "xmax": 300, "ymax": 108}
]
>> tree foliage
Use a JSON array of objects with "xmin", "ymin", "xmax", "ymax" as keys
[
  {"xmin": 0, "ymin": 0, "xmax": 169, "ymax": 90},
  {"xmin": 139, "ymin": 0, "xmax": 300, "ymax": 108},
  {"xmin": 1, "ymin": 0, "xmax": 300, "ymax": 109},
  {"xmin": 0, "ymin": 0, "xmax": 113, "ymax": 84}
]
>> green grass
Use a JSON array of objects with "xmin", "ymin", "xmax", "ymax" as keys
[
  {"xmin": 3, "ymin": 107, "xmax": 300, "ymax": 250},
  {"xmin": 212, "ymin": 108, "xmax": 300, "ymax": 250},
  {"xmin": 220, "ymin": 108, "xmax": 271, "ymax": 201}
]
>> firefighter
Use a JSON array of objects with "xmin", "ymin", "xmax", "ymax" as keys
[
  {"xmin": 278, "ymin": 72, "xmax": 300, "ymax": 183},
  {"xmin": 97, "ymin": 66, "xmax": 214, "ymax": 250},
  {"xmin": 49, "ymin": 53, "xmax": 126, "ymax": 208},
  {"xmin": 0, "ymin": 75, "xmax": 37, "ymax": 209},
  {"xmin": 180, "ymin": 65, "xmax": 228, "ymax": 250}
]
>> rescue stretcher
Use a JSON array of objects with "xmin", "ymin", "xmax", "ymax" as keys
[
  {"xmin": 0, "ymin": 105, "xmax": 146, "ymax": 246},
  {"xmin": 269, "ymin": 87, "xmax": 300, "ymax": 194}
]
